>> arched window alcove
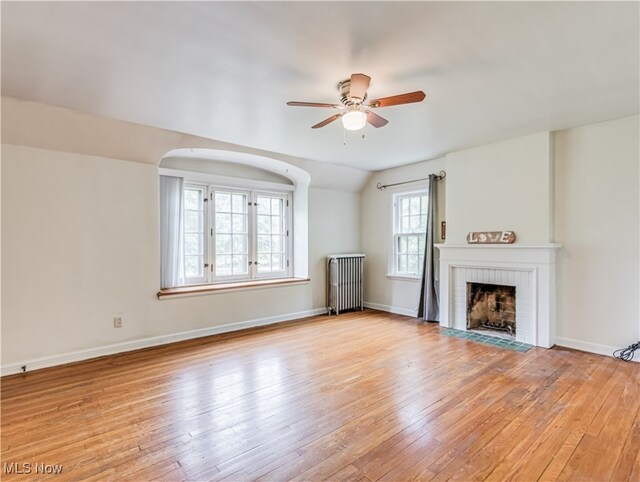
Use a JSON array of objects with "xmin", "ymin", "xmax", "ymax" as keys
[{"xmin": 158, "ymin": 148, "xmax": 310, "ymax": 290}]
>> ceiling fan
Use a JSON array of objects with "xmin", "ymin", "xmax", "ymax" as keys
[{"xmin": 287, "ymin": 73, "xmax": 426, "ymax": 131}]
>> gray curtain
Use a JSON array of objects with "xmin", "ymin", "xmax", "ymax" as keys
[
  {"xmin": 417, "ymin": 175, "xmax": 439, "ymax": 322},
  {"xmin": 159, "ymin": 175, "xmax": 185, "ymax": 288}
]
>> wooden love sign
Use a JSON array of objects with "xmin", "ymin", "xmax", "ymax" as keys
[{"xmin": 466, "ymin": 231, "xmax": 516, "ymax": 244}]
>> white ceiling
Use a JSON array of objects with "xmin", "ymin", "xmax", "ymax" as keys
[{"xmin": 2, "ymin": 2, "xmax": 638, "ymax": 171}]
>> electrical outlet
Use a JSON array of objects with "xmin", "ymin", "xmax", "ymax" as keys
[{"xmin": 113, "ymin": 315, "xmax": 123, "ymax": 328}]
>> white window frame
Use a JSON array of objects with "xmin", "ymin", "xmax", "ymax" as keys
[
  {"xmin": 252, "ymin": 190, "xmax": 293, "ymax": 280},
  {"xmin": 211, "ymin": 186, "xmax": 253, "ymax": 282},
  {"xmin": 391, "ymin": 190, "xmax": 428, "ymax": 278},
  {"xmin": 182, "ymin": 182, "xmax": 293, "ymax": 285},
  {"xmin": 183, "ymin": 183, "xmax": 209, "ymax": 286}
]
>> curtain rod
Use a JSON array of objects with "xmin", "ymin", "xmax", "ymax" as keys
[{"xmin": 376, "ymin": 170, "xmax": 446, "ymax": 190}]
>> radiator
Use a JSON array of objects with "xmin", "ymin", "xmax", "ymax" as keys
[{"xmin": 327, "ymin": 254, "xmax": 365, "ymax": 315}]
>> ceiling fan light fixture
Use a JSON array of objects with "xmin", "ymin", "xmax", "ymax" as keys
[
  {"xmin": 286, "ymin": 73, "xmax": 425, "ymax": 131},
  {"xmin": 341, "ymin": 106, "xmax": 367, "ymax": 131}
]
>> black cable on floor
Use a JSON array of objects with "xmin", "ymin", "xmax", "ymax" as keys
[{"xmin": 613, "ymin": 341, "xmax": 640, "ymax": 361}]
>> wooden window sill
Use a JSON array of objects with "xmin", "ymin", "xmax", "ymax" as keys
[
  {"xmin": 157, "ymin": 277, "xmax": 311, "ymax": 299},
  {"xmin": 386, "ymin": 273, "xmax": 421, "ymax": 281}
]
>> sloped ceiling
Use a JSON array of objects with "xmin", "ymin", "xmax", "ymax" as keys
[{"xmin": 1, "ymin": 1, "xmax": 638, "ymax": 170}]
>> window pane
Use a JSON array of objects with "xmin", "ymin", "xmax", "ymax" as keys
[
  {"xmin": 184, "ymin": 210, "xmax": 202, "ymax": 233},
  {"xmin": 420, "ymin": 196, "xmax": 427, "ymax": 215},
  {"xmin": 271, "ymin": 216, "xmax": 282, "ymax": 234},
  {"xmin": 184, "ymin": 255, "xmax": 202, "ymax": 277},
  {"xmin": 407, "ymin": 236, "xmax": 418, "ymax": 254},
  {"xmin": 184, "ymin": 189, "xmax": 201, "ymax": 210},
  {"xmin": 271, "ymin": 235, "xmax": 282, "ymax": 252},
  {"xmin": 271, "ymin": 198, "xmax": 282, "ymax": 214},
  {"xmin": 216, "ymin": 255, "xmax": 232, "ymax": 276},
  {"xmin": 397, "ymin": 236, "xmax": 407, "ymax": 254},
  {"xmin": 232, "ymin": 234, "xmax": 247, "ymax": 254},
  {"xmin": 407, "ymin": 255, "xmax": 419, "ymax": 273},
  {"xmin": 232, "ymin": 214, "xmax": 246, "ymax": 233},
  {"xmin": 271, "ymin": 254, "xmax": 283, "ymax": 271},
  {"xmin": 215, "ymin": 213, "xmax": 231, "ymax": 233},
  {"xmin": 419, "ymin": 236, "xmax": 426, "ymax": 253},
  {"xmin": 258, "ymin": 215, "xmax": 270, "ymax": 234},
  {"xmin": 410, "ymin": 215, "xmax": 421, "ymax": 232},
  {"xmin": 232, "ymin": 194, "xmax": 246, "ymax": 213},
  {"xmin": 257, "ymin": 197, "xmax": 270, "ymax": 215},
  {"xmin": 401, "ymin": 198, "xmax": 410, "ymax": 216},
  {"xmin": 258, "ymin": 234, "xmax": 271, "ymax": 252},
  {"xmin": 257, "ymin": 253, "xmax": 270, "ymax": 272},
  {"xmin": 419, "ymin": 215, "xmax": 427, "ymax": 232},
  {"xmin": 215, "ymin": 193, "xmax": 231, "ymax": 212},
  {"xmin": 232, "ymin": 255, "xmax": 247, "ymax": 274},
  {"xmin": 410, "ymin": 197, "xmax": 420, "ymax": 214},
  {"xmin": 398, "ymin": 255, "xmax": 407, "ymax": 273},
  {"xmin": 216, "ymin": 234, "xmax": 232, "ymax": 255},
  {"xmin": 184, "ymin": 234, "xmax": 202, "ymax": 255},
  {"xmin": 401, "ymin": 217, "xmax": 410, "ymax": 233}
]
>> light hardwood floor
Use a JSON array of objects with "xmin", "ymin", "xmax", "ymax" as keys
[{"xmin": 1, "ymin": 310, "xmax": 638, "ymax": 481}]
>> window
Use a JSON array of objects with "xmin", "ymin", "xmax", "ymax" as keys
[
  {"xmin": 159, "ymin": 151, "xmax": 310, "ymax": 292},
  {"xmin": 183, "ymin": 183, "xmax": 292, "ymax": 285},
  {"xmin": 184, "ymin": 185, "xmax": 207, "ymax": 284},
  {"xmin": 213, "ymin": 189, "xmax": 249, "ymax": 280},
  {"xmin": 255, "ymin": 193, "xmax": 288, "ymax": 276},
  {"xmin": 392, "ymin": 191, "xmax": 427, "ymax": 277}
]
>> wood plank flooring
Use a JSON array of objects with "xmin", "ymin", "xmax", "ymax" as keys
[{"xmin": 1, "ymin": 309, "xmax": 638, "ymax": 481}]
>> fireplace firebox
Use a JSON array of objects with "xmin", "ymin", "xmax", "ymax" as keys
[{"xmin": 467, "ymin": 282, "xmax": 516, "ymax": 336}]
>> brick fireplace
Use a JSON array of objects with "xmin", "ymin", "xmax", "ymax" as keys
[{"xmin": 435, "ymin": 244, "xmax": 560, "ymax": 347}]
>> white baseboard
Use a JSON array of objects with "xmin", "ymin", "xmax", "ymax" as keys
[
  {"xmin": 555, "ymin": 336, "xmax": 639, "ymax": 363},
  {"xmin": 364, "ymin": 301, "xmax": 417, "ymax": 318},
  {"xmin": 1, "ymin": 308, "xmax": 327, "ymax": 377}
]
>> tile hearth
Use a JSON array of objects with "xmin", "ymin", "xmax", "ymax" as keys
[{"xmin": 440, "ymin": 327, "xmax": 533, "ymax": 352}]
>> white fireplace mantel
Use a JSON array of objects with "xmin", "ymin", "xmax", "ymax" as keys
[{"xmin": 435, "ymin": 243, "xmax": 561, "ymax": 348}]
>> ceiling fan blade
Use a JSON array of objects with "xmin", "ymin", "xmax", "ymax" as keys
[
  {"xmin": 311, "ymin": 113, "xmax": 343, "ymax": 129},
  {"xmin": 366, "ymin": 111, "xmax": 389, "ymax": 128},
  {"xmin": 287, "ymin": 101, "xmax": 341, "ymax": 108},
  {"xmin": 349, "ymin": 73, "xmax": 371, "ymax": 102},
  {"xmin": 368, "ymin": 91, "xmax": 426, "ymax": 108}
]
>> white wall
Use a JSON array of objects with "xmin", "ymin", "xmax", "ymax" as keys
[
  {"xmin": 361, "ymin": 156, "xmax": 447, "ymax": 315},
  {"xmin": 445, "ymin": 132, "xmax": 553, "ymax": 244},
  {"xmin": 554, "ymin": 115, "xmax": 639, "ymax": 352},
  {"xmin": 0, "ymin": 144, "xmax": 361, "ymax": 371},
  {"xmin": 309, "ymin": 187, "xmax": 361, "ymax": 306}
]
